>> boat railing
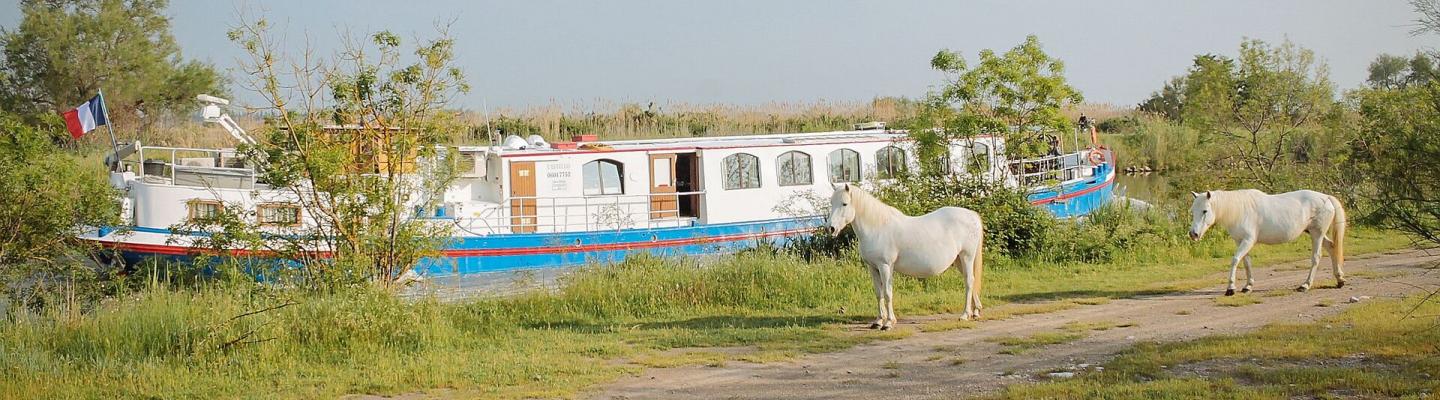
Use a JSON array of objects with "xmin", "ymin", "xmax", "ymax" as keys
[
  {"xmin": 122, "ymin": 145, "xmax": 258, "ymax": 189},
  {"xmin": 1008, "ymin": 150, "xmax": 1095, "ymax": 188},
  {"xmin": 453, "ymin": 191, "xmax": 705, "ymax": 235}
]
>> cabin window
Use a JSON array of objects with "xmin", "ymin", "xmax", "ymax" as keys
[
  {"xmin": 583, "ymin": 159, "xmax": 624, "ymax": 195},
  {"xmin": 828, "ymin": 149, "xmax": 860, "ymax": 183},
  {"xmin": 723, "ymin": 153, "xmax": 761, "ymax": 190},
  {"xmin": 968, "ymin": 143, "xmax": 991, "ymax": 173},
  {"xmin": 258, "ymin": 203, "xmax": 302, "ymax": 227},
  {"xmin": 187, "ymin": 200, "xmax": 223, "ymax": 223},
  {"xmin": 875, "ymin": 146, "xmax": 907, "ymax": 179},
  {"xmin": 776, "ymin": 151, "xmax": 812, "ymax": 186},
  {"xmin": 935, "ymin": 148, "xmax": 954, "ymax": 175}
]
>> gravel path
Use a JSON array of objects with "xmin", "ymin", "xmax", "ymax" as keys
[{"xmin": 591, "ymin": 248, "xmax": 1440, "ymax": 399}]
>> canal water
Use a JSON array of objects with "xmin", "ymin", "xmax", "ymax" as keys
[{"xmin": 1114, "ymin": 173, "xmax": 1175, "ymax": 207}]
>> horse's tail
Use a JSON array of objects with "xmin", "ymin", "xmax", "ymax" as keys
[
  {"xmin": 973, "ymin": 220, "xmax": 984, "ymax": 309},
  {"xmin": 1329, "ymin": 195, "xmax": 1346, "ymax": 268},
  {"xmin": 974, "ymin": 238, "xmax": 984, "ymax": 308}
]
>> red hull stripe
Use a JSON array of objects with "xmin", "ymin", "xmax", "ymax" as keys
[
  {"xmin": 90, "ymin": 227, "xmax": 816, "ymax": 258},
  {"xmin": 1029, "ymin": 176, "xmax": 1113, "ymax": 206},
  {"xmin": 442, "ymin": 228, "xmax": 813, "ymax": 256}
]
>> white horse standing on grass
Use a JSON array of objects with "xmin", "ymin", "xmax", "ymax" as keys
[
  {"xmin": 1188, "ymin": 189, "xmax": 1346, "ymax": 295},
  {"xmin": 827, "ymin": 183, "xmax": 985, "ymax": 330}
]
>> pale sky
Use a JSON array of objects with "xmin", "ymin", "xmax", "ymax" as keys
[{"xmin": 1, "ymin": 1, "xmax": 1434, "ymax": 110}]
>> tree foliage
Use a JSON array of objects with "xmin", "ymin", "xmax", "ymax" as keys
[
  {"xmin": 915, "ymin": 35, "xmax": 1083, "ymax": 163},
  {"xmin": 0, "ymin": 113, "xmax": 120, "ymax": 304},
  {"xmin": 1135, "ymin": 39, "xmax": 1338, "ymax": 191},
  {"xmin": 0, "ymin": 0, "xmax": 223, "ymax": 124},
  {"xmin": 1137, "ymin": 76, "xmax": 1186, "ymax": 122},
  {"xmin": 214, "ymin": 17, "xmax": 468, "ymax": 289},
  {"xmin": 1366, "ymin": 52, "xmax": 1435, "ymax": 90},
  {"xmin": 1356, "ymin": 0, "xmax": 1440, "ymax": 246}
]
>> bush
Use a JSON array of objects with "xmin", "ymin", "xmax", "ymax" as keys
[
  {"xmin": 0, "ymin": 115, "xmax": 120, "ymax": 310},
  {"xmin": 872, "ymin": 174, "xmax": 1190, "ymax": 264}
]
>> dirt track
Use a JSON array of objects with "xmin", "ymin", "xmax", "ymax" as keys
[{"xmin": 591, "ymin": 248, "xmax": 1440, "ymax": 400}]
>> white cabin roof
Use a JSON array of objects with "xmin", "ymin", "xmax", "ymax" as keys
[{"xmin": 458, "ymin": 129, "xmax": 1000, "ymax": 158}]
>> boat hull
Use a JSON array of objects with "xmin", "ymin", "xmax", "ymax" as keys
[
  {"xmin": 88, "ymin": 217, "xmax": 824, "ymax": 276},
  {"xmin": 88, "ymin": 165, "xmax": 1117, "ymax": 275},
  {"xmin": 1027, "ymin": 164, "xmax": 1116, "ymax": 218}
]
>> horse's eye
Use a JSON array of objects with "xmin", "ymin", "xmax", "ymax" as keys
[
  {"xmin": 842, "ymin": 203, "xmax": 849, "ymax": 207},
  {"xmin": 1202, "ymin": 210, "xmax": 1208, "ymax": 214}
]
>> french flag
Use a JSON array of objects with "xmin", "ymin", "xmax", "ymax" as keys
[{"xmin": 61, "ymin": 94, "xmax": 108, "ymax": 139}]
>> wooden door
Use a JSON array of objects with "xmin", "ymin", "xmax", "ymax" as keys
[
  {"xmin": 649, "ymin": 154, "xmax": 678, "ymax": 219},
  {"xmin": 509, "ymin": 161, "xmax": 537, "ymax": 233}
]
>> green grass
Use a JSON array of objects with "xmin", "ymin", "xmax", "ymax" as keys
[
  {"xmin": 0, "ymin": 228, "xmax": 1411, "ymax": 398},
  {"xmin": 990, "ymin": 332, "xmax": 1089, "ymax": 355},
  {"xmin": 991, "ymin": 295, "xmax": 1440, "ymax": 399}
]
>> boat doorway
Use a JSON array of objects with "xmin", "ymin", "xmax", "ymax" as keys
[{"xmin": 675, "ymin": 153, "xmax": 701, "ymax": 219}]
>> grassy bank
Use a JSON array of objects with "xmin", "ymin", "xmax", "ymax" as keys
[
  {"xmin": 992, "ymin": 293, "xmax": 1440, "ymax": 399},
  {"xmin": 0, "ymin": 228, "xmax": 1410, "ymax": 399}
]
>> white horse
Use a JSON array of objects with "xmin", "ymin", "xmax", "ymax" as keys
[
  {"xmin": 827, "ymin": 183, "xmax": 985, "ymax": 330},
  {"xmin": 1188, "ymin": 189, "xmax": 1346, "ymax": 295}
]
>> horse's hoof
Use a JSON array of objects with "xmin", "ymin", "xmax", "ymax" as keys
[
  {"xmin": 869, "ymin": 323, "xmax": 881, "ymax": 329},
  {"xmin": 1241, "ymin": 287, "xmax": 1251, "ymax": 294},
  {"xmin": 1336, "ymin": 281, "xmax": 1345, "ymax": 289},
  {"xmin": 880, "ymin": 325, "xmax": 891, "ymax": 331},
  {"xmin": 1224, "ymin": 288, "xmax": 1235, "ymax": 296},
  {"xmin": 1296, "ymin": 285, "xmax": 1309, "ymax": 292}
]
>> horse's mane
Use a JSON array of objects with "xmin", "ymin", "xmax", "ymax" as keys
[
  {"xmin": 849, "ymin": 185, "xmax": 905, "ymax": 229},
  {"xmin": 1210, "ymin": 190, "xmax": 1260, "ymax": 227}
]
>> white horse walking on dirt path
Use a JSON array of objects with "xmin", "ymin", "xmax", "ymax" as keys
[
  {"xmin": 1188, "ymin": 189, "xmax": 1346, "ymax": 295},
  {"xmin": 827, "ymin": 183, "xmax": 985, "ymax": 330}
]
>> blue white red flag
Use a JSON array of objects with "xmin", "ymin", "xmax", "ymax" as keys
[{"xmin": 61, "ymin": 94, "xmax": 108, "ymax": 139}]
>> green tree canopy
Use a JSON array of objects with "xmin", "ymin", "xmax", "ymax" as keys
[
  {"xmin": 916, "ymin": 35, "xmax": 1083, "ymax": 161},
  {"xmin": 1365, "ymin": 52, "xmax": 1434, "ymax": 90},
  {"xmin": 0, "ymin": 0, "xmax": 223, "ymax": 125},
  {"xmin": 1157, "ymin": 40, "xmax": 1337, "ymax": 190}
]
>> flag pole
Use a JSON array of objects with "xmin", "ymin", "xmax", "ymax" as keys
[{"xmin": 98, "ymin": 89, "xmax": 120, "ymax": 172}]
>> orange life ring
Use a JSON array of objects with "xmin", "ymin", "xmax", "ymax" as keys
[{"xmin": 1088, "ymin": 149, "xmax": 1106, "ymax": 164}]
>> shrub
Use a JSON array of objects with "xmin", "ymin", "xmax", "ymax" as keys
[{"xmin": 0, "ymin": 115, "xmax": 120, "ymax": 310}]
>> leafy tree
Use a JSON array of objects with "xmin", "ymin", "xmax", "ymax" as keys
[
  {"xmin": 916, "ymin": 35, "xmax": 1084, "ymax": 164},
  {"xmin": 1357, "ymin": 0, "xmax": 1440, "ymax": 247},
  {"xmin": 0, "ymin": 0, "xmax": 223, "ymax": 125},
  {"xmin": 1178, "ymin": 39, "xmax": 1336, "ymax": 190},
  {"xmin": 218, "ymin": 18, "xmax": 468, "ymax": 289},
  {"xmin": 1365, "ymin": 52, "xmax": 1435, "ymax": 89},
  {"xmin": 0, "ymin": 113, "xmax": 120, "ymax": 305},
  {"xmin": 1137, "ymin": 76, "xmax": 1186, "ymax": 122}
]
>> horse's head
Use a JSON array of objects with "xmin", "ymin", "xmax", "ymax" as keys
[
  {"xmin": 1189, "ymin": 191, "xmax": 1216, "ymax": 241},
  {"xmin": 828, "ymin": 183, "xmax": 857, "ymax": 233}
]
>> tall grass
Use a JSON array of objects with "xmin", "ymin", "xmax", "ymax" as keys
[
  {"xmin": 120, "ymin": 99, "xmax": 1138, "ymax": 147},
  {"xmin": 457, "ymin": 97, "xmax": 921, "ymax": 143},
  {"xmin": 0, "ymin": 225, "xmax": 1407, "ymax": 398}
]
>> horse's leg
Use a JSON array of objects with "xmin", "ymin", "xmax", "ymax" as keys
[
  {"xmin": 1322, "ymin": 237, "xmax": 1346, "ymax": 288},
  {"xmin": 1225, "ymin": 239, "xmax": 1254, "ymax": 296},
  {"xmin": 866, "ymin": 263, "xmax": 884, "ymax": 329},
  {"xmin": 869, "ymin": 261, "xmax": 892, "ymax": 330},
  {"xmin": 1300, "ymin": 232, "xmax": 1324, "ymax": 292},
  {"xmin": 1241, "ymin": 255, "xmax": 1255, "ymax": 293},
  {"xmin": 959, "ymin": 252, "xmax": 976, "ymax": 321}
]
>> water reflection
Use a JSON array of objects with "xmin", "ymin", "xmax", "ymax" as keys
[{"xmin": 1116, "ymin": 173, "xmax": 1173, "ymax": 207}]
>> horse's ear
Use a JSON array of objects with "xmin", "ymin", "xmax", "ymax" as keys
[
  {"xmin": 1205, "ymin": 191, "xmax": 1212, "ymax": 199},
  {"xmin": 843, "ymin": 183, "xmax": 850, "ymax": 192},
  {"xmin": 1191, "ymin": 191, "xmax": 1199, "ymax": 198}
]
